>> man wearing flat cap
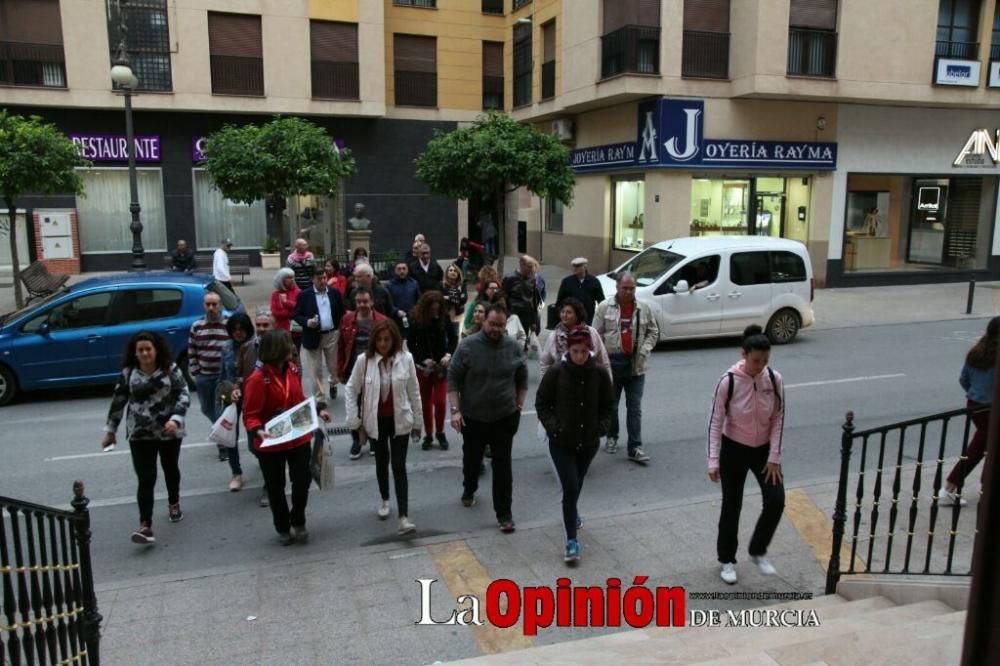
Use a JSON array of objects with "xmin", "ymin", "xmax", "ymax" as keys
[{"xmin": 556, "ymin": 257, "xmax": 606, "ymax": 324}]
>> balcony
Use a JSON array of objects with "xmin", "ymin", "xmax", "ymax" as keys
[
  {"xmin": 787, "ymin": 28, "xmax": 837, "ymax": 78},
  {"xmin": 210, "ymin": 55, "xmax": 264, "ymax": 96},
  {"xmin": 991, "ymin": 43, "xmax": 1000, "ymax": 62},
  {"xmin": 0, "ymin": 41, "xmax": 66, "ymax": 88},
  {"xmin": 936, "ymin": 40, "xmax": 979, "ymax": 60},
  {"xmin": 601, "ymin": 25, "xmax": 660, "ymax": 79},
  {"xmin": 541, "ymin": 60, "xmax": 555, "ymax": 99},
  {"xmin": 682, "ymin": 30, "xmax": 729, "ymax": 79},
  {"xmin": 311, "ymin": 61, "xmax": 359, "ymax": 100},
  {"xmin": 482, "ymin": 74, "xmax": 503, "ymax": 109},
  {"xmin": 395, "ymin": 70, "xmax": 437, "ymax": 106},
  {"xmin": 482, "ymin": 0, "xmax": 504, "ymax": 14}
]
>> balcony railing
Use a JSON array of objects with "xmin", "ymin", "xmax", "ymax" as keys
[
  {"xmin": 991, "ymin": 42, "xmax": 1000, "ymax": 62},
  {"xmin": 682, "ymin": 30, "xmax": 730, "ymax": 79},
  {"xmin": 482, "ymin": 74, "xmax": 503, "ymax": 109},
  {"xmin": 395, "ymin": 70, "xmax": 437, "ymax": 106},
  {"xmin": 936, "ymin": 40, "xmax": 979, "ymax": 60},
  {"xmin": 0, "ymin": 41, "xmax": 66, "ymax": 88},
  {"xmin": 482, "ymin": 0, "xmax": 504, "ymax": 14},
  {"xmin": 541, "ymin": 60, "xmax": 555, "ymax": 99},
  {"xmin": 210, "ymin": 55, "xmax": 264, "ymax": 95},
  {"xmin": 311, "ymin": 60, "xmax": 360, "ymax": 100},
  {"xmin": 601, "ymin": 25, "xmax": 660, "ymax": 79},
  {"xmin": 787, "ymin": 28, "xmax": 837, "ymax": 77}
]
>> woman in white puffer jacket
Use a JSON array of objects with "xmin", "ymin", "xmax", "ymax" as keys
[{"xmin": 345, "ymin": 319, "xmax": 423, "ymax": 534}]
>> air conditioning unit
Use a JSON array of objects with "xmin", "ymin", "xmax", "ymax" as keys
[{"xmin": 551, "ymin": 119, "xmax": 574, "ymax": 142}]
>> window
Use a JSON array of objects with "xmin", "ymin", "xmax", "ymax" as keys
[
  {"xmin": 616, "ymin": 248, "xmax": 684, "ymax": 287},
  {"xmin": 394, "ymin": 34, "xmax": 437, "ymax": 106},
  {"xmin": 76, "ymin": 168, "xmax": 167, "ymax": 253},
  {"xmin": 482, "ymin": 41, "xmax": 504, "ymax": 110},
  {"xmin": 660, "ymin": 255, "xmax": 720, "ymax": 293},
  {"xmin": 25, "ymin": 292, "xmax": 112, "ymax": 333},
  {"xmin": 937, "ymin": 0, "xmax": 981, "ymax": 58},
  {"xmin": 482, "ymin": 0, "xmax": 504, "ymax": 14},
  {"xmin": 106, "ymin": 0, "xmax": 172, "ymax": 92},
  {"xmin": 730, "ymin": 252, "xmax": 771, "ymax": 286},
  {"xmin": 601, "ymin": 0, "xmax": 660, "ymax": 78},
  {"xmin": 0, "ymin": 0, "xmax": 66, "ymax": 88},
  {"xmin": 682, "ymin": 0, "xmax": 730, "ymax": 79},
  {"xmin": 208, "ymin": 12, "xmax": 264, "ymax": 96},
  {"xmin": 394, "ymin": 0, "xmax": 436, "ymax": 6},
  {"xmin": 193, "ymin": 170, "xmax": 266, "ymax": 250},
  {"xmin": 992, "ymin": 4, "xmax": 1000, "ymax": 61},
  {"xmin": 541, "ymin": 20, "xmax": 556, "ymax": 100},
  {"xmin": 513, "ymin": 22, "xmax": 532, "ymax": 107},
  {"xmin": 787, "ymin": 0, "xmax": 838, "ymax": 77},
  {"xmin": 110, "ymin": 289, "xmax": 183, "ymax": 324},
  {"xmin": 613, "ymin": 177, "xmax": 645, "ymax": 250},
  {"xmin": 771, "ymin": 252, "xmax": 807, "ymax": 282},
  {"xmin": 545, "ymin": 198, "xmax": 563, "ymax": 232},
  {"xmin": 310, "ymin": 20, "xmax": 359, "ymax": 99},
  {"xmin": 513, "ymin": 0, "xmax": 532, "ymax": 8}
]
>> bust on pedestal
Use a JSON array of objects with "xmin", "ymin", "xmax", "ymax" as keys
[{"xmin": 347, "ymin": 202, "xmax": 372, "ymax": 253}]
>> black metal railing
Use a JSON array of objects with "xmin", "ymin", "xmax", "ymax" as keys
[
  {"xmin": 210, "ymin": 55, "xmax": 264, "ymax": 96},
  {"xmin": 311, "ymin": 60, "xmax": 360, "ymax": 100},
  {"xmin": 991, "ymin": 42, "xmax": 1000, "ymax": 62},
  {"xmin": 482, "ymin": 74, "xmax": 504, "ymax": 110},
  {"xmin": 1, "ymin": 482, "xmax": 101, "ymax": 665},
  {"xmin": 936, "ymin": 40, "xmax": 980, "ymax": 60},
  {"xmin": 787, "ymin": 28, "xmax": 837, "ymax": 77},
  {"xmin": 0, "ymin": 41, "xmax": 66, "ymax": 88},
  {"xmin": 682, "ymin": 30, "xmax": 730, "ymax": 79},
  {"xmin": 482, "ymin": 0, "xmax": 504, "ymax": 14},
  {"xmin": 541, "ymin": 60, "xmax": 555, "ymax": 99},
  {"xmin": 826, "ymin": 407, "xmax": 983, "ymax": 594},
  {"xmin": 601, "ymin": 25, "xmax": 660, "ymax": 79},
  {"xmin": 394, "ymin": 70, "xmax": 437, "ymax": 106}
]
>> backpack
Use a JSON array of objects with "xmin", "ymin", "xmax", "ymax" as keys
[{"xmin": 725, "ymin": 367, "xmax": 781, "ymax": 415}]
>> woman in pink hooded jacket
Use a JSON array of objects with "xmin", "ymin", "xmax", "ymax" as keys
[{"xmin": 707, "ymin": 325, "xmax": 785, "ymax": 586}]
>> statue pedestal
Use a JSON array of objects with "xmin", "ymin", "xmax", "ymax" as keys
[{"xmin": 347, "ymin": 229, "xmax": 372, "ymax": 254}]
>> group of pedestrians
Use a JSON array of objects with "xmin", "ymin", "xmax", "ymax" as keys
[{"xmin": 102, "ymin": 248, "xmax": 994, "ymax": 583}]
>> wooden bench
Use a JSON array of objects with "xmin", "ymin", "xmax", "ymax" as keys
[
  {"xmin": 229, "ymin": 253, "xmax": 251, "ymax": 284},
  {"xmin": 20, "ymin": 261, "xmax": 70, "ymax": 304}
]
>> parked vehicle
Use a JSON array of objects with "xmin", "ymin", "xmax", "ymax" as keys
[
  {"xmin": 597, "ymin": 236, "xmax": 815, "ymax": 344},
  {"xmin": 0, "ymin": 273, "xmax": 242, "ymax": 406}
]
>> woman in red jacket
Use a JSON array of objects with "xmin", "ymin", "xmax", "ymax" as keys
[
  {"xmin": 243, "ymin": 330, "xmax": 330, "ymax": 545},
  {"xmin": 270, "ymin": 268, "xmax": 301, "ymax": 336}
]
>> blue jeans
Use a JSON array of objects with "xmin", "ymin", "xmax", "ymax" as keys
[
  {"xmin": 195, "ymin": 374, "xmax": 221, "ymax": 423},
  {"xmin": 608, "ymin": 355, "xmax": 645, "ymax": 451}
]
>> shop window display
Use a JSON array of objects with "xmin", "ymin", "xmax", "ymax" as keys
[
  {"xmin": 613, "ymin": 177, "xmax": 645, "ymax": 250},
  {"xmin": 689, "ymin": 177, "xmax": 811, "ymax": 241},
  {"xmin": 76, "ymin": 168, "xmax": 166, "ymax": 253},
  {"xmin": 193, "ymin": 170, "xmax": 267, "ymax": 250}
]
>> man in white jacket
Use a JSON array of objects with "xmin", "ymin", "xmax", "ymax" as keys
[{"xmin": 213, "ymin": 238, "xmax": 233, "ymax": 292}]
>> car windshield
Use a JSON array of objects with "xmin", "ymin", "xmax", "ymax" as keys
[
  {"xmin": 207, "ymin": 280, "xmax": 242, "ymax": 312},
  {"xmin": 613, "ymin": 248, "xmax": 685, "ymax": 287},
  {"xmin": 0, "ymin": 289, "xmax": 66, "ymax": 325}
]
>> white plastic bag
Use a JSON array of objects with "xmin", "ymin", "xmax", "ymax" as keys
[{"xmin": 208, "ymin": 403, "xmax": 239, "ymax": 448}]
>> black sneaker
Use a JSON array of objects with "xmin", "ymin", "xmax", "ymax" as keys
[
  {"xmin": 422, "ymin": 435, "xmax": 433, "ymax": 451},
  {"xmin": 291, "ymin": 525, "xmax": 309, "ymax": 544},
  {"xmin": 258, "ymin": 493, "xmax": 270, "ymax": 508},
  {"xmin": 168, "ymin": 503, "xmax": 183, "ymax": 523},
  {"xmin": 461, "ymin": 494, "xmax": 476, "ymax": 508},
  {"xmin": 131, "ymin": 525, "xmax": 155, "ymax": 545},
  {"xmin": 628, "ymin": 447, "xmax": 651, "ymax": 463},
  {"xmin": 278, "ymin": 532, "xmax": 294, "ymax": 546},
  {"xmin": 217, "ymin": 447, "xmax": 229, "ymax": 462},
  {"xmin": 436, "ymin": 433, "xmax": 449, "ymax": 450},
  {"xmin": 349, "ymin": 437, "xmax": 362, "ymax": 460},
  {"xmin": 498, "ymin": 520, "xmax": 516, "ymax": 534}
]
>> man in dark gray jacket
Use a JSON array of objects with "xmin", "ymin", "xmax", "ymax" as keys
[{"xmin": 448, "ymin": 304, "xmax": 528, "ymax": 533}]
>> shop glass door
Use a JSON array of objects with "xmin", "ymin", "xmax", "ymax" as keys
[
  {"xmin": 907, "ymin": 179, "xmax": 948, "ymax": 265},
  {"xmin": 753, "ymin": 177, "xmax": 786, "ymax": 238}
]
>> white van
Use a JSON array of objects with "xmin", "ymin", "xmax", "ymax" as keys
[{"xmin": 597, "ymin": 236, "xmax": 815, "ymax": 344}]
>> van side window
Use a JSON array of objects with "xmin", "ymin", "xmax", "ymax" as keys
[
  {"xmin": 730, "ymin": 252, "xmax": 770, "ymax": 286},
  {"xmin": 661, "ymin": 255, "xmax": 720, "ymax": 293},
  {"xmin": 770, "ymin": 251, "xmax": 806, "ymax": 282}
]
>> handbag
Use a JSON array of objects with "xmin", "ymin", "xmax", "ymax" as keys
[{"xmin": 310, "ymin": 428, "xmax": 335, "ymax": 491}]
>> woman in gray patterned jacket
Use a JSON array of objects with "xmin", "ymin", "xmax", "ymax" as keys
[{"xmin": 102, "ymin": 331, "xmax": 190, "ymax": 546}]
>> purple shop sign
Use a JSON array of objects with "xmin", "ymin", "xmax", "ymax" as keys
[
  {"xmin": 191, "ymin": 136, "xmax": 347, "ymax": 162},
  {"xmin": 71, "ymin": 134, "xmax": 161, "ymax": 162}
]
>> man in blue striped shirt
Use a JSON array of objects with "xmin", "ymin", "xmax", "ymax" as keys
[{"xmin": 188, "ymin": 292, "xmax": 230, "ymax": 461}]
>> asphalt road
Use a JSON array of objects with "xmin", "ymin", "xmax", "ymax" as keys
[{"xmin": 0, "ymin": 318, "xmax": 987, "ymax": 585}]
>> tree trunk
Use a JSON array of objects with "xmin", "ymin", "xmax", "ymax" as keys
[
  {"xmin": 275, "ymin": 197, "xmax": 289, "ymax": 266},
  {"xmin": 5, "ymin": 197, "xmax": 24, "ymax": 310}
]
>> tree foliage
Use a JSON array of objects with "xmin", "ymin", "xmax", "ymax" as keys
[
  {"xmin": 0, "ymin": 111, "xmax": 88, "ymax": 308},
  {"xmin": 201, "ymin": 116, "xmax": 357, "ymax": 261}
]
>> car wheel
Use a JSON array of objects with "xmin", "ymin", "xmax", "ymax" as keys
[
  {"xmin": 766, "ymin": 309, "xmax": 801, "ymax": 345},
  {"xmin": 0, "ymin": 364, "xmax": 19, "ymax": 407},
  {"xmin": 177, "ymin": 352, "xmax": 195, "ymax": 390}
]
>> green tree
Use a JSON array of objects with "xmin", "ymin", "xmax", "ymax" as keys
[
  {"xmin": 415, "ymin": 111, "xmax": 574, "ymax": 270},
  {"xmin": 201, "ymin": 116, "xmax": 357, "ymax": 263},
  {"xmin": 0, "ymin": 111, "xmax": 88, "ymax": 309}
]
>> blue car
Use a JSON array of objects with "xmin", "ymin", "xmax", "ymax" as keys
[{"xmin": 0, "ymin": 272, "xmax": 243, "ymax": 406}]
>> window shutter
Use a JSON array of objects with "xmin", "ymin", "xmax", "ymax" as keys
[
  {"xmin": 483, "ymin": 41, "xmax": 503, "ymax": 76},
  {"xmin": 208, "ymin": 13, "xmax": 263, "ymax": 58},
  {"xmin": 789, "ymin": 0, "xmax": 838, "ymax": 30},
  {"xmin": 684, "ymin": 0, "xmax": 730, "ymax": 32},
  {"xmin": 395, "ymin": 34, "xmax": 436, "ymax": 73},
  {"xmin": 0, "ymin": 0, "xmax": 63, "ymax": 44},
  {"xmin": 310, "ymin": 20, "xmax": 358, "ymax": 62},
  {"xmin": 603, "ymin": 0, "xmax": 632, "ymax": 33},
  {"xmin": 543, "ymin": 21, "xmax": 555, "ymax": 61},
  {"xmin": 637, "ymin": 0, "xmax": 661, "ymax": 26}
]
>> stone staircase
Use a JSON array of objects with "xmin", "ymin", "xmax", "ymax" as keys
[{"xmin": 451, "ymin": 580, "xmax": 967, "ymax": 665}]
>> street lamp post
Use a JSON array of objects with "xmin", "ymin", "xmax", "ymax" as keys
[{"xmin": 110, "ymin": 0, "xmax": 146, "ymax": 271}]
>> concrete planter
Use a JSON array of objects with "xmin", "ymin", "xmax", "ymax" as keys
[{"xmin": 260, "ymin": 252, "xmax": 280, "ymax": 270}]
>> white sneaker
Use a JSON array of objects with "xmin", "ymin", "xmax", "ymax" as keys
[
  {"xmin": 228, "ymin": 474, "xmax": 243, "ymax": 492},
  {"xmin": 377, "ymin": 500, "xmax": 391, "ymax": 520},
  {"xmin": 938, "ymin": 488, "xmax": 968, "ymax": 507},
  {"xmin": 398, "ymin": 516, "xmax": 416, "ymax": 534},
  {"xmin": 720, "ymin": 563, "xmax": 737, "ymax": 585},
  {"xmin": 751, "ymin": 555, "xmax": 777, "ymax": 575}
]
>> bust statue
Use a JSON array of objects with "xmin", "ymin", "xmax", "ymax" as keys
[{"xmin": 348, "ymin": 202, "xmax": 371, "ymax": 231}]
